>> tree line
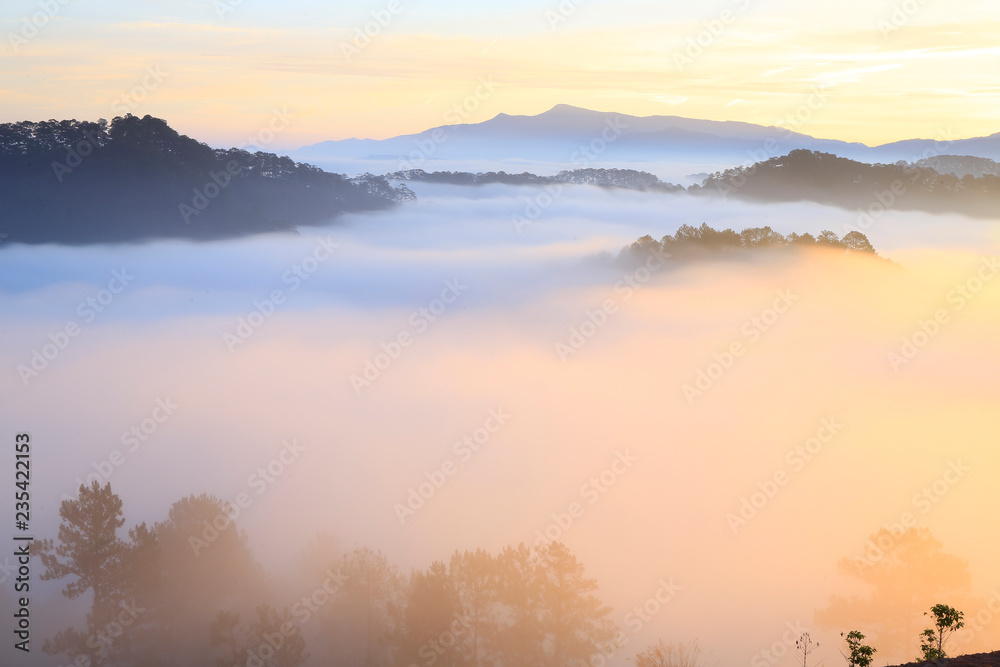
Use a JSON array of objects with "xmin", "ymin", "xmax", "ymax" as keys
[
  {"xmin": 694, "ymin": 149, "xmax": 1000, "ymax": 219},
  {"xmin": 31, "ymin": 483, "xmax": 986, "ymax": 667},
  {"xmin": 35, "ymin": 482, "xmax": 617, "ymax": 667},
  {"xmin": 620, "ymin": 223, "xmax": 877, "ymax": 263}
]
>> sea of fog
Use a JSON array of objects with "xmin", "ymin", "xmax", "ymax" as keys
[{"xmin": 2, "ymin": 184, "xmax": 1000, "ymax": 666}]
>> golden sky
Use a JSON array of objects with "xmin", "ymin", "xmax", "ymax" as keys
[{"xmin": 2, "ymin": 0, "xmax": 999, "ymax": 148}]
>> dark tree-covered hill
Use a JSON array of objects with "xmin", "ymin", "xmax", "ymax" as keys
[
  {"xmin": 0, "ymin": 115, "xmax": 414, "ymax": 244},
  {"xmin": 693, "ymin": 149, "xmax": 1000, "ymax": 218},
  {"xmin": 385, "ymin": 167, "xmax": 685, "ymax": 192}
]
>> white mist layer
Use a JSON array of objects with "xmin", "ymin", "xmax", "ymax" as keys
[{"xmin": 2, "ymin": 186, "xmax": 999, "ymax": 666}]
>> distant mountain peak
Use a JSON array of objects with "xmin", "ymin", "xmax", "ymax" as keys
[
  {"xmin": 289, "ymin": 105, "xmax": 1000, "ymax": 165},
  {"xmin": 544, "ymin": 104, "xmax": 598, "ymax": 114}
]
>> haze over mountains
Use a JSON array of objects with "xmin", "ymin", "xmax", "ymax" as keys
[
  {"xmin": 5, "ymin": 112, "xmax": 1000, "ymax": 245},
  {"xmin": 288, "ymin": 105, "xmax": 1000, "ymax": 178}
]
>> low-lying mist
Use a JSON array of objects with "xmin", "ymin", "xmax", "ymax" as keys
[{"xmin": 2, "ymin": 185, "xmax": 999, "ymax": 666}]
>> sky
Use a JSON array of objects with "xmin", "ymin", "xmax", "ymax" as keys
[{"xmin": 3, "ymin": 0, "xmax": 1000, "ymax": 148}]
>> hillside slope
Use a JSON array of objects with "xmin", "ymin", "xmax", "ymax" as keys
[{"xmin": 0, "ymin": 115, "xmax": 414, "ymax": 244}]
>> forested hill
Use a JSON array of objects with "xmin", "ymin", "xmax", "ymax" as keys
[
  {"xmin": 387, "ymin": 167, "xmax": 685, "ymax": 192},
  {"xmin": 620, "ymin": 223, "xmax": 879, "ymax": 264},
  {"xmin": 389, "ymin": 154, "xmax": 1000, "ymax": 221},
  {"xmin": 694, "ymin": 149, "xmax": 1000, "ymax": 218},
  {"xmin": 0, "ymin": 115, "xmax": 414, "ymax": 244}
]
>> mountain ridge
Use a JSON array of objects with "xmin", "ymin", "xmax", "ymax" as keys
[{"xmin": 289, "ymin": 105, "xmax": 1000, "ymax": 168}]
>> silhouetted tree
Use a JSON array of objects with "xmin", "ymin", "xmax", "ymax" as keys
[
  {"xmin": 842, "ymin": 231, "xmax": 876, "ymax": 254},
  {"xmin": 450, "ymin": 548, "xmax": 501, "ymax": 667},
  {"xmin": 537, "ymin": 541, "xmax": 616, "ymax": 667},
  {"xmin": 920, "ymin": 604, "xmax": 965, "ymax": 660},
  {"xmin": 341, "ymin": 546, "xmax": 403, "ymax": 666},
  {"xmin": 495, "ymin": 543, "xmax": 545, "ymax": 667},
  {"xmin": 796, "ymin": 633, "xmax": 820, "ymax": 667},
  {"xmin": 36, "ymin": 482, "xmax": 144, "ymax": 666},
  {"xmin": 150, "ymin": 494, "xmax": 269, "ymax": 665},
  {"xmin": 840, "ymin": 630, "xmax": 875, "ymax": 667},
  {"xmin": 740, "ymin": 226, "xmax": 785, "ymax": 248},
  {"xmin": 394, "ymin": 561, "xmax": 462, "ymax": 667}
]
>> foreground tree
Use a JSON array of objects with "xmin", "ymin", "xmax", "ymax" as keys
[
  {"xmin": 341, "ymin": 546, "xmax": 403, "ymax": 666},
  {"xmin": 394, "ymin": 561, "xmax": 462, "ymax": 667},
  {"xmin": 840, "ymin": 631, "xmax": 875, "ymax": 667},
  {"xmin": 495, "ymin": 543, "xmax": 545, "ymax": 667},
  {"xmin": 920, "ymin": 604, "xmax": 964, "ymax": 661},
  {"xmin": 151, "ymin": 493, "xmax": 269, "ymax": 665},
  {"xmin": 450, "ymin": 548, "xmax": 500, "ymax": 667},
  {"xmin": 796, "ymin": 633, "xmax": 820, "ymax": 667},
  {"xmin": 537, "ymin": 541, "xmax": 616, "ymax": 667},
  {"xmin": 36, "ymin": 482, "xmax": 141, "ymax": 666}
]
